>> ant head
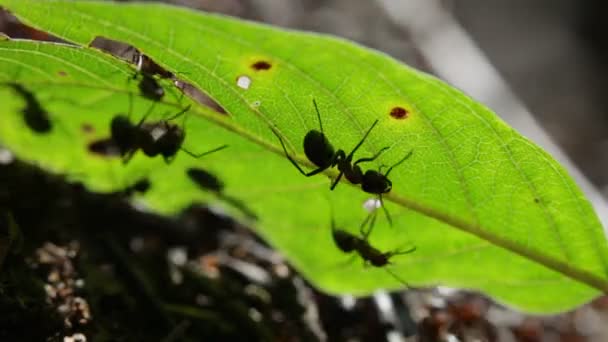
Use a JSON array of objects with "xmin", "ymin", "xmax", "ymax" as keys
[
  {"xmin": 303, "ymin": 130, "xmax": 335, "ymax": 168},
  {"xmin": 369, "ymin": 253, "xmax": 391, "ymax": 267},
  {"xmin": 361, "ymin": 170, "xmax": 392, "ymax": 194},
  {"xmin": 332, "ymin": 228, "xmax": 358, "ymax": 253},
  {"xmin": 156, "ymin": 124, "xmax": 185, "ymax": 160},
  {"xmin": 138, "ymin": 74, "xmax": 164, "ymax": 101}
]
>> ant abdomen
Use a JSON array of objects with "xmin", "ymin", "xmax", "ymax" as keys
[
  {"xmin": 332, "ymin": 228, "xmax": 358, "ymax": 253},
  {"xmin": 303, "ymin": 130, "xmax": 334, "ymax": 168}
]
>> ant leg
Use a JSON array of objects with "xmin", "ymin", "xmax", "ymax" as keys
[
  {"xmin": 378, "ymin": 195, "xmax": 393, "ymax": 227},
  {"xmin": 329, "ymin": 172, "xmax": 344, "ymax": 190},
  {"xmin": 359, "ymin": 209, "xmax": 378, "ymax": 239},
  {"xmin": 345, "ymin": 119, "xmax": 379, "ymax": 160},
  {"xmin": 126, "ymin": 92, "xmax": 134, "ymax": 119},
  {"xmin": 121, "ymin": 149, "xmax": 137, "ymax": 165},
  {"xmin": 135, "ymin": 101, "xmax": 157, "ymax": 127},
  {"xmin": 353, "ymin": 146, "xmax": 390, "ymax": 166},
  {"xmin": 384, "ymin": 150, "xmax": 413, "ymax": 177},
  {"xmin": 181, "ymin": 144, "xmax": 228, "ymax": 158},
  {"xmin": 270, "ymin": 126, "xmax": 328, "ymax": 177},
  {"xmin": 164, "ymin": 105, "xmax": 191, "ymax": 121},
  {"xmin": 329, "ymin": 151, "xmax": 348, "ymax": 190},
  {"xmin": 384, "ymin": 268, "xmax": 412, "ymax": 289}
]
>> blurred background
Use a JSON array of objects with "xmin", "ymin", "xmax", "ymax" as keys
[{"xmin": 2, "ymin": 0, "xmax": 608, "ymax": 341}]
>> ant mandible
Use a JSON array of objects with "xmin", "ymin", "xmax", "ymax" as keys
[{"xmin": 330, "ymin": 210, "xmax": 416, "ymax": 286}]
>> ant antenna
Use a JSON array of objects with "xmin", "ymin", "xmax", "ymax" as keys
[
  {"xmin": 384, "ymin": 150, "xmax": 413, "ymax": 177},
  {"xmin": 345, "ymin": 119, "xmax": 379, "ymax": 160},
  {"xmin": 164, "ymin": 105, "xmax": 191, "ymax": 122},
  {"xmin": 312, "ymin": 99, "xmax": 324, "ymax": 133}
]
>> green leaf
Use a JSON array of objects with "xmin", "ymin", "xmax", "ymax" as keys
[{"xmin": 1, "ymin": 0, "xmax": 607, "ymax": 313}]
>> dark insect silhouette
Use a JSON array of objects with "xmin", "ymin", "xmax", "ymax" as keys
[
  {"xmin": 271, "ymin": 99, "xmax": 413, "ymax": 224},
  {"xmin": 88, "ymin": 107, "xmax": 151, "ymax": 161},
  {"xmin": 271, "ymin": 99, "xmax": 382, "ymax": 180},
  {"xmin": 110, "ymin": 177, "xmax": 151, "ymax": 197},
  {"xmin": 351, "ymin": 150, "xmax": 413, "ymax": 225},
  {"xmin": 331, "ymin": 211, "xmax": 415, "ymax": 286},
  {"xmin": 6, "ymin": 83, "xmax": 52, "ymax": 133},
  {"xmin": 128, "ymin": 53, "xmax": 167, "ymax": 102},
  {"xmin": 187, "ymin": 167, "xmax": 257, "ymax": 220},
  {"xmin": 138, "ymin": 106, "xmax": 228, "ymax": 163},
  {"xmin": 136, "ymin": 73, "xmax": 164, "ymax": 102},
  {"xmin": 89, "ymin": 105, "xmax": 227, "ymax": 163}
]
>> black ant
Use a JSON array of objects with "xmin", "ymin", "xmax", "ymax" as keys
[
  {"xmin": 6, "ymin": 83, "xmax": 51, "ymax": 133},
  {"xmin": 331, "ymin": 211, "xmax": 415, "ymax": 286},
  {"xmin": 138, "ymin": 106, "xmax": 228, "ymax": 163},
  {"xmin": 88, "ymin": 103, "xmax": 152, "ymax": 161},
  {"xmin": 271, "ymin": 99, "xmax": 383, "ymax": 179},
  {"xmin": 89, "ymin": 103, "xmax": 227, "ymax": 163},
  {"xmin": 187, "ymin": 167, "xmax": 258, "ymax": 220},
  {"xmin": 271, "ymin": 99, "xmax": 413, "ymax": 224}
]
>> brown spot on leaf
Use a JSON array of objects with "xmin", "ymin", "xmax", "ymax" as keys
[
  {"xmin": 251, "ymin": 60, "xmax": 272, "ymax": 71},
  {"xmin": 58, "ymin": 70, "xmax": 67, "ymax": 77},
  {"xmin": 390, "ymin": 107, "xmax": 408, "ymax": 119},
  {"xmin": 81, "ymin": 123, "xmax": 94, "ymax": 134}
]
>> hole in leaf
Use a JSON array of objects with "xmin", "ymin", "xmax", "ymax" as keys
[{"xmin": 236, "ymin": 75, "xmax": 251, "ymax": 89}]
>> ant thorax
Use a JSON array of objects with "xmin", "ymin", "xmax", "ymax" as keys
[
  {"xmin": 303, "ymin": 130, "xmax": 334, "ymax": 168},
  {"xmin": 332, "ymin": 228, "xmax": 358, "ymax": 253},
  {"xmin": 144, "ymin": 122, "xmax": 171, "ymax": 141}
]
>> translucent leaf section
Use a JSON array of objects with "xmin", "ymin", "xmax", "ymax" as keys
[{"xmin": 0, "ymin": 1, "xmax": 607, "ymax": 313}]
